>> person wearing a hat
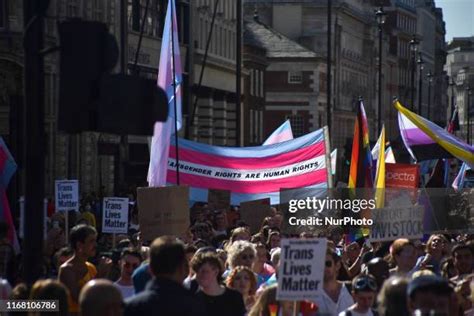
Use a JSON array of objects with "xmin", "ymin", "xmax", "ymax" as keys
[
  {"xmin": 339, "ymin": 274, "xmax": 379, "ymax": 316},
  {"xmin": 407, "ymin": 275, "xmax": 453, "ymax": 315}
]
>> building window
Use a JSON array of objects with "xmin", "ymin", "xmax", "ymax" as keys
[
  {"xmin": 128, "ymin": 0, "xmax": 162, "ymax": 37},
  {"xmin": 255, "ymin": 70, "xmax": 259, "ymax": 97},
  {"xmin": 288, "ymin": 71, "xmax": 303, "ymax": 84},
  {"xmin": 67, "ymin": 0, "xmax": 80, "ymax": 17},
  {"xmin": 287, "ymin": 115, "xmax": 304, "ymax": 137},
  {"xmin": 0, "ymin": 0, "xmax": 6, "ymax": 29},
  {"xmin": 92, "ymin": 0, "xmax": 105, "ymax": 21},
  {"xmin": 250, "ymin": 70, "xmax": 254, "ymax": 96},
  {"xmin": 260, "ymin": 70, "xmax": 264, "ymax": 97}
]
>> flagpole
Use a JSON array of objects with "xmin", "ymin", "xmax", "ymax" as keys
[
  {"xmin": 323, "ymin": 126, "xmax": 333, "ymax": 188},
  {"xmin": 170, "ymin": 0, "xmax": 180, "ymax": 185}
]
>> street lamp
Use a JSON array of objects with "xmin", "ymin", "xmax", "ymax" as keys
[
  {"xmin": 449, "ymin": 77, "xmax": 456, "ymax": 124},
  {"xmin": 416, "ymin": 52, "xmax": 424, "ymax": 115},
  {"xmin": 426, "ymin": 70, "xmax": 433, "ymax": 120},
  {"xmin": 467, "ymin": 86, "xmax": 472, "ymax": 144},
  {"xmin": 375, "ymin": 6, "xmax": 387, "ymax": 134},
  {"xmin": 409, "ymin": 35, "xmax": 420, "ymax": 111}
]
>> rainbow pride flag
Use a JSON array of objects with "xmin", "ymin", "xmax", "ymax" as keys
[{"xmin": 348, "ymin": 101, "xmax": 373, "ymax": 188}]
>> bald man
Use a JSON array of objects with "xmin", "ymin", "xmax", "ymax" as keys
[{"xmin": 79, "ymin": 279, "xmax": 123, "ymax": 316}]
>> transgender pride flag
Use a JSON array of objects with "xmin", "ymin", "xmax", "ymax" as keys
[
  {"xmin": 263, "ymin": 120, "xmax": 294, "ymax": 145},
  {"xmin": 147, "ymin": 0, "xmax": 183, "ymax": 187},
  {"xmin": 452, "ymin": 162, "xmax": 471, "ymax": 190},
  {"xmin": 167, "ymin": 127, "xmax": 330, "ymax": 204},
  {"xmin": 0, "ymin": 137, "xmax": 19, "ymax": 253}
]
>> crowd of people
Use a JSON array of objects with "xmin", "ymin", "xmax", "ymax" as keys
[{"xmin": 0, "ymin": 194, "xmax": 472, "ymax": 316}]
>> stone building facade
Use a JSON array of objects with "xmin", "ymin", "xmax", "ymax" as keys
[
  {"xmin": 445, "ymin": 37, "xmax": 474, "ymax": 141},
  {"xmin": 0, "ymin": 0, "xmax": 240, "ymax": 199}
]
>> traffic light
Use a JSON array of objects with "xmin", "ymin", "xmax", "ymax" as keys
[
  {"xmin": 58, "ymin": 19, "xmax": 114, "ymax": 133},
  {"xmin": 58, "ymin": 19, "xmax": 168, "ymax": 135},
  {"xmin": 98, "ymin": 74, "xmax": 168, "ymax": 135}
]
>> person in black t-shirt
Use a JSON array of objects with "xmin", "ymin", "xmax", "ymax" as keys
[{"xmin": 191, "ymin": 252, "xmax": 246, "ymax": 316}]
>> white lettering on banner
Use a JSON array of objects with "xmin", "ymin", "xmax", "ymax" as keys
[
  {"xmin": 102, "ymin": 197, "xmax": 129, "ymax": 234},
  {"xmin": 277, "ymin": 238, "xmax": 327, "ymax": 301},
  {"xmin": 369, "ymin": 206, "xmax": 423, "ymax": 242},
  {"xmin": 167, "ymin": 155, "xmax": 326, "ymax": 182},
  {"xmin": 386, "ymin": 172, "xmax": 415, "ymax": 181}
]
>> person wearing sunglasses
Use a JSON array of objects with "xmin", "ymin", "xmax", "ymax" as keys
[
  {"xmin": 313, "ymin": 249, "xmax": 354, "ymax": 315},
  {"xmin": 224, "ymin": 240, "xmax": 266, "ymax": 287},
  {"xmin": 115, "ymin": 248, "xmax": 143, "ymax": 299},
  {"xmin": 339, "ymin": 274, "xmax": 379, "ymax": 316}
]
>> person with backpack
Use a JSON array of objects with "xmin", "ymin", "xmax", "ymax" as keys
[{"xmin": 339, "ymin": 274, "xmax": 379, "ymax": 316}]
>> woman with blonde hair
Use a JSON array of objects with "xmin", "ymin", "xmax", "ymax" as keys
[
  {"xmin": 413, "ymin": 234, "xmax": 448, "ymax": 275},
  {"xmin": 227, "ymin": 266, "xmax": 258, "ymax": 312},
  {"xmin": 225, "ymin": 241, "xmax": 265, "ymax": 287}
]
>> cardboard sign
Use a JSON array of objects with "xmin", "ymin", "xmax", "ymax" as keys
[
  {"xmin": 137, "ymin": 186, "xmax": 190, "ymax": 242},
  {"xmin": 239, "ymin": 198, "xmax": 272, "ymax": 234},
  {"xmin": 369, "ymin": 206, "xmax": 423, "ymax": 242},
  {"xmin": 102, "ymin": 197, "xmax": 129, "ymax": 234},
  {"xmin": 55, "ymin": 180, "xmax": 79, "ymax": 212},
  {"xmin": 277, "ymin": 238, "xmax": 327, "ymax": 301},
  {"xmin": 207, "ymin": 189, "xmax": 231, "ymax": 211},
  {"xmin": 386, "ymin": 163, "xmax": 420, "ymax": 189}
]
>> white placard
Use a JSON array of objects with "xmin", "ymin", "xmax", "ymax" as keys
[
  {"xmin": 19, "ymin": 197, "xmax": 48, "ymax": 240},
  {"xmin": 369, "ymin": 206, "xmax": 424, "ymax": 242},
  {"xmin": 277, "ymin": 238, "xmax": 327, "ymax": 301},
  {"xmin": 102, "ymin": 197, "xmax": 129, "ymax": 234},
  {"xmin": 55, "ymin": 180, "xmax": 79, "ymax": 212}
]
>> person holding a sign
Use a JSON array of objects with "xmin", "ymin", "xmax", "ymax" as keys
[{"xmin": 58, "ymin": 224, "xmax": 112, "ymax": 314}]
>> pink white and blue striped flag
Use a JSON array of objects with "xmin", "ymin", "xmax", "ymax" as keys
[
  {"xmin": 0, "ymin": 137, "xmax": 20, "ymax": 253},
  {"xmin": 263, "ymin": 120, "xmax": 294, "ymax": 145},
  {"xmin": 147, "ymin": 0, "xmax": 183, "ymax": 187},
  {"xmin": 167, "ymin": 128, "xmax": 329, "ymax": 204},
  {"xmin": 452, "ymin": 162, "xmax": 471, "ymax": 190}
]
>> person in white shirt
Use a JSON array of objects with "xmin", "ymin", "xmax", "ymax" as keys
[
  {"xmin": 313, "ymin": 249, "xmax": 354, "ymax": 315},
  {"xmin": 339, "ymin": 274, "xmax": 379, "ymax": 316},
  {"xmin": 115, "ymin": 248, "xmax": 142, "ymax": 299}
]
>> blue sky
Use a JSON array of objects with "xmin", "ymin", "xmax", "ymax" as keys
[{"xmin": 436, "ymin": 0, "xmax": 474, "ymax": 42}]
